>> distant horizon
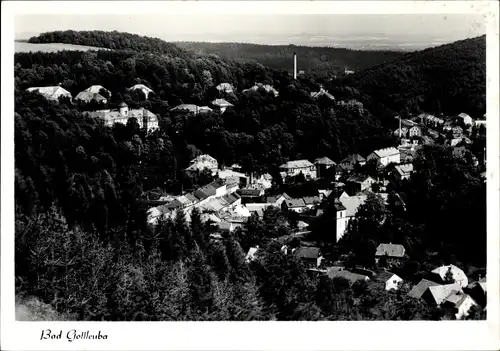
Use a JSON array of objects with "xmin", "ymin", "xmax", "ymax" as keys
[{"xmin": 14, "ymin": 14, "xmax": 485, "ymax": 51}]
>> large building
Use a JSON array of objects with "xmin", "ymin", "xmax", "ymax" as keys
[
  {"xmin": 279, "ymin": 160, "xmax": 317, "ymax": 181},
  {"xmin": 366, "ymin": 147, "xmax": 401, "ymax": 168},
  {"xmin": 26, "ymin": 86, "xmax": 72, "ymax": 101},
  {"xmin": 87, "ymin": 102, "xmax": 159, "ymax": 132}
]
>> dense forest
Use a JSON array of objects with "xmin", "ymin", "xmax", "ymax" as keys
[
  {"xmin": 14, "ymin": 31, "xmax": 486, "ymax": 321},
  {"xmin": 339, "ymin": 35, "xmax": 486, "ymax": 118},
  {"xmin": 175, "ymin": 41, "xmax": 404, "ymax": 77}
]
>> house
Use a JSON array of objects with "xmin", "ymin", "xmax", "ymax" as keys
[
  {"xmin": 185, "ymin": 154, "xmax": 218, "ymax": 175},
  {"xmin": 422, "ymin": 283, "xmax": 463, "ymax": 306},
  {"xmin": 194, "ymin": 183, "xmax": 217, "ymax": 202},
  {"xmin": 280, "ymin": 160, "xmax": 317, "ymax": 180},
  {"xmin": 87, "ymin": 102, "xmax": 159, "ymax": 132},
  {"xmin": 393, "ymin": 127, "xmax": 408, "ymax": 138},
  {"xmin": 318, "ymin": 189, "xmax": 333, "ymax": 201},
  {"xmin": 341, "ymin": 154, "xmax": 366, "ymax": 167},
  {"xmin": 431, "ymin": 264, "xmax": 469, "ymax": 288},
  {"xmin": 128, "ymin": 84, "xmax": 154, "ymax": 99},
  {"xmin": 245, "ymin": 203, "xmax": 272, "ymax": 215},
  {"xmin": 217, "ymin": 169, "xmax": 249, "ymax": 187},
  {"xmin": 442, "ymin": 290, "xmax": 478, "ymax": 319},
  {"xmin": 243, "ymin": 83, "xmax": 279, "ymax": 97},
  {"xmin": 171, "ymin": 104, "xmax": 213, "ymax": 115},
  {"xmin": 26, "ymin": 85, "xmax": 72, "ymax": 101},
  {"xmin": 283, "ymin": 198, "xmax": 307, "ymax": 213},
  {"xmin": 239, "ymin": 188, "xmax": 265, "ymax": 199},
  {"xmin": 408, "ymin": 125, "xmax": 422, "ymax": 138},
  {"xmin": 394, "ymin": 163, "xmax": 414, "ymax": 180},
  {"xmin": 249, "ymin": 174, "xmax": 273, "ymax": 190},
  {"xmin": 367, "ymin": 147, "xmax": 400, "ymax": 168},
  {"xmin": 346, "ymin": 174, "xmax": 376, "ymax": 193},
  {"xmin": 375, "ymin": 243, "xmax": 406, "ymax": 259},
  {"xmin": 245, "ymin": 246, "xmax": 259, "ymax": 263},
  {"xmin": 294, "ymin": 247, "xmax": 323, "ymax": 268},
  {"xmin": 374, "ymin": 271, "xmax": 403, "ymax": 291},
  {"xmin": 211, "ymin": 98, "xmax": 234, "ymax": 113},
  {"xmin": 303, "ymin": 196, "xmax": 320, "ymax": 209},
  {"xmin": 423, "ymin": 114, "xmax": 445, "ymax": 128},
  {"xmin": 216, "ymin": 83, "xmax": 235, "ymax": 94},
  {"xmin": 335, "ymin": 199, "xmax": 348, "ymax": 242},
  {"xmin": 408, "ymin": 279, "xmax": 440, "ymax": 300},
  {"xmin": 465, "ymin": 279, "xmax": 487, "ymax": 307},
  {"xmin": 457, "ymin": 112, "xmax": 473, "ymax": 126},
  {"xmin": 176, "ymin": 194, "xmax": 196, "ymax": 209},
  {"xmin": 210, "ymin": 180, "xmax": 227, "ymax": 197},
  {"xmin": 83, "ymin": 85, "xmax": 111, "ymax": 97},
  {"xmin": 75, "ymin": 91, "xmax": 108, "ymax": 104},
  {"xmin": 310, "ymin": 85, "xmax": 335, "ymax": 101},
  {"xmin": 327, "ymin": 267, "xmax": 370, "ymax": 284},
  {"xmin": 315, "ymin": 157, "xmax": 336, "ymax": 178},
  {"xmin": 297, "ymin": 221, "xmax": 309, "ymax": 230},
  {"xmin": 266, "ymin": 194, "xmax": 288, "ymax": 208},
  {"xmin": 334, "ymin": 164, "xmax": 353, "ymax": 181}
]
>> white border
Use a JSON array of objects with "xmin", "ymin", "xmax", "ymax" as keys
[{"xmin": 2, "ymin": 2, "xmax": 499, "ymax": 350}]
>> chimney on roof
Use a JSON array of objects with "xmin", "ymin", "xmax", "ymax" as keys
[{"xmin": 293, "ymin": 52, "xmax": 297, "ymax": 80}]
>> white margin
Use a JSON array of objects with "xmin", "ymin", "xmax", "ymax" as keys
[{"xmin": 2, "ymin": 1, "xmax": 499, "ymax": 351}]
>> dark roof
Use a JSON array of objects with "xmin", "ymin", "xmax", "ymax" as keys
[
  {"xmin": 347, "ymin": 174, "xmax": 374, "ymax": 183},
  {"xmin": 185, "ymin": 193, "xmax": 198, "ymax": 202},
  {"xmin": 408, "ymin": 279, "xmax": 440, "ymax": 299},
  {"xmin": 374, "ymin": 271, "xmax": 397, "ymax": 282},
  {"xmin": 294, "ymin": 247, "xmax": 321, "ymax": 259},
  {"xmin": 334, "ymin": 199, "xmax": 346, "ymax": 211},
  {"xmin": 194, "ymin": 184, "xmax": 217, "ymax": 200},
  {"xmin": 342, "ymin": 154, "xmax": 366, "ymax": 164},
  {"xmin": 303, "ymin": 196, "xmax": 320, "ymax": 205},
  {"xmin": 336, "ymin": 163, "xmax": 353, "ymax": 173},
  {"xmin": 240, "ymin": 188, "xmax": 262, "ymax": 197},
  {"xmin": 210, "ymin": 179, "xmax": 225, "ymax": 188}
]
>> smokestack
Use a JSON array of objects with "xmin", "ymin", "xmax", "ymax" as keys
[
  {"xmin": 293, "ymin": 52, "xmax": 297, "ymax": 80},
  {"xmin": 399, "ymin": 116, "xmax": 402, "ymax": 138}
]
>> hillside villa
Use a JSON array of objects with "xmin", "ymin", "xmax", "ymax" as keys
[
  {"xmin": 366, "ymin": 147, "xmax": 400, "ymax": 168},
  {"xmin": 128, "ymin": 84, "xmax": 154, "ymax": 99},
  {"xmin": 86, "ymin": 102, "xmax": 159, "ymax": 132},
  {"xmin": 26, "ymin": 85, "xmax": 72, "ymax": 101}
]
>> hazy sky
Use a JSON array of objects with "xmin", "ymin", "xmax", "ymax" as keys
[{"xmin": 15, "ymin": 14, "xmax": 485, "ymax": 47}]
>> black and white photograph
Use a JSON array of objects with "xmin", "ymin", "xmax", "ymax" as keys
[{"xmin": 1, "ymin": 1, "xmax": 499, "ymax": 350}]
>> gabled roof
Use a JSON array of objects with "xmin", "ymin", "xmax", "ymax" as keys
[
  {"xmin": 26, "ymin": 86, "xmax": 72, "ymax": 99},
  {"xmin": 211, "ymin": 98, "xmax": 234, "ymax": 107},
  {"xmin": 216, "ymin": 83, "xmax": 234, "ymax": 92},
  {"xmin": 427, "ymin": 283, "xmax": 463, "ymax": 305},
  {"xmin": 458, "ymin": 112, "xmax": 471, "ymax": 119},
  {"xmin": 75, "ymin": 91, "xmax": 107, "ymax": 102},
  {"xmin": 315, "ymin": 156, "xmax": 336, "ymax": 165},
  {"xmin": 394, "ymin": 164, "xmax": 414, "ymax": 176},
  {"xmin": 294, "ymin": 247, "xmax": 321, "ymax": 259},
  {"xmin": 280, "ymin": 159, "xmax": 314, "ymax": 169},
  {"xmin": 408, "ymin": 279, "xmax": 440, "ymax": 299},
  {"xmin": 194, "ymin": 184, "xmax": 217, "ymax": 200},
  {"xmin": 303, "ymin": 196, "xmax": 320, "ymax": 205},
  {"xmin": 286, "ymin": 198, "xmax": 306, "ymax": 208},
  {"xmin": 84, "ymin": 85, "xmax": 111, "ymax": 96},
  {"xmin": 171, "ymin": 104, "xmax": 200, "ymax": 113},
  {"xmin": 341, "ymin": 154, "xmax": 366, "ymax": 164},
  {"xmin": 128, "ymin": 84, "xmax": 153, "ymax": 93},
  {"xmin": 327, "ymin": 267, "xmax": 369, "ymax": 284},
  {"xmin": 371, "ymin": 147, "xmax": 400, "ymax": 158},
  {"xmin": 431, "ymin": 264, "xmax": 468, "ymax": 286},
  {"xmin": 374, "ymin": 271, "xmax": 400, "ymax": 283},
  {"xmin": 347, "ymin": 174, "xmax": 375, "ymax": 184},
  {"xmin": 375, "ymin": 243, "xmax": 405, "ymax": 258},
  {"xmin": 339, "ymin": 194, "xmax": 366, "ymax": 217}
]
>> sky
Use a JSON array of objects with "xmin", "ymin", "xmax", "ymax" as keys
[{"xmin": 15, "ymin": 14, "xmax": 486, "ymax": 50}]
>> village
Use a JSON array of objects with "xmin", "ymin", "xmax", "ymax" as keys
[{"xmin": 25, "ymin": 79, "xmax": 488, "ymax": 320}]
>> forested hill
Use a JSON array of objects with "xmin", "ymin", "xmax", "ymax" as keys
[
  {"xmin": 175, "ymin": 41, "xmax": 404, "ymax": 77},
  {"xmin": 339, "ymin": 35, "xmax": 486, "ymax": 118},
  {"xmin": 28, "ymin": 30, "xmax": 190, "ymax": 57}
]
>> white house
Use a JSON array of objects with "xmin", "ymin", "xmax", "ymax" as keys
[
  {"xmin": 367, "ymin": 147, "xmax": 401, "ymax": 167},
  {"xmin": 431, "ymin": 264, "xmax": 469, "ymax": 288},
  {"xmin": 128, "ymin": 84, "xmax": 154, "ymax": 99},
  {"xmin": 408, "ymin": 126, "xmax": 422, "ymax": 137},
  {"xmin": 185, "ymin": 154, "xmax": 219, "ymax": 175},
  {"xmin": 26, "ymin": 86, "xmax": 72, "ymax": 101},
  {"xmin": 87, "ymin": 102, "xmax": 159, "ymax": 132},
  {"xmin": 458, "ymin": 112, "xmax": 473, "ymax": 126},
  {"xmin": 394, "ymin": 163, "xmax": 414, "ymax": 180},
  {"xmin": 443, "ymin": 290, "xmax": 478, "ymax": 320},
  {"xmin": 75, "ymin": 91, "xmax": 107, "ymax": 104},
  {"xmin": 375, "ymin": 271, "xmax": 404, "ymax": 291},
  {"xmin": 335, "ymin": 199, "xmax": 348, "ymax": 242},
  {"xmin": 280, "ymin": 160, "xmax": 317, "ymax": 180}
]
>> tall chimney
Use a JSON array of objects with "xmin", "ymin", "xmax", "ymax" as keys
[
  {"xmin": 293, "ymin": 52, "xmax": 297, "ymax": 80},
  {"xmin": 399, "ymin": 116, "xmax": 402, "ymax": 139}
]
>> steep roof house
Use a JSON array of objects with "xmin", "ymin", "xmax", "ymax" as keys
[
  {"xmin": 366, "ymin": 147, "xmax": 401, "ymax": 168},
  {"xmin": 211, "ymin": 98, "xmax": 234, "ymax": 113},
  {"xmin": 465, "ymin": 279, "xmax": 487, "ymax": 307},
  {"xmin": 284, "ymin": 198, "xmax": 307, "ymax": 213},
  {"xmin": 75, "ymin": 91, "xmax": 108, "ymax": 104},
  {"xmin": 341, "ymin": 154, "xmax": 366, "ymax": 166},
  {"xmin": 457, "ymin": 112, "xmax": 473, "ymax": 126},
  {"xmin": 374, "ymin": 271, "xmax": 403, "ymax": 291},
  {"xmin": 26, "ymin": 85, "xmax": 72, "ymax": 101},
  {"xmin": 294, "ymin": 247, "xmax": 323, "ymax": 268},
  {"xmin": 83, "ymin": 85, "xmax": 111, "ymax": 97},
  {"xmin": 185, "ymin": 154, "xmax": 219, "ymax": 175},
  {"xmin": 424, "ymin": 283, "xmax": 463, "ymax": 306},
  {"xmin": 280, "ymin": 160, "xmax": 317, "ymax": 181},
  {"xmin": 441, "ymin": 290, "xmax": 478, "ymax": 319},
  {"xmin": 408, "ymin": 279, "xmax": 440, "ymax": 299},
  {"xmin": 431, "ymin": 264, "xmax": 469, "ymax": 288},
  {"xmin": 128, "ymin": 84, "xmax": 154, "ymax": 99},
  {"xmin": 347, "ymin": 174, "xmax": 376, "ymax": 193}
]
